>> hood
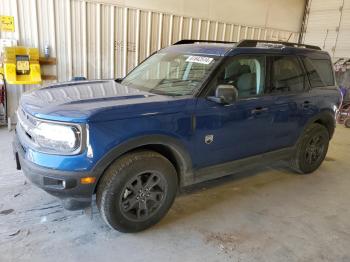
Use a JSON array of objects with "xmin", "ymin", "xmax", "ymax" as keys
[{"xmin": 20, "ymin": 80, "xmax": 189, "ymax": 122}]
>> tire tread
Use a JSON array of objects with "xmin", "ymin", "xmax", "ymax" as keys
[
  {"xmin": 96, "ymin": 150, "xmax": 177, "ymax": 232},
  {"xmin": 290, "ymin": 123, "xmax": 329, "ymax": 174}
]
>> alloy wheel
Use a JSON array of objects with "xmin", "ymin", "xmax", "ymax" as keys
[
  {"xmin": 119, "ymin": 171, "xmax": 167, "ymax": 222},
  {"xmin": 305, "ymin": 134, "xmax": 325, "ymax": 165}
]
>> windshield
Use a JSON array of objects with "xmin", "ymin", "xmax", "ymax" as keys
[{"xmin": 121, "ymin": 52, "xmax": 220, "ymax": 96}]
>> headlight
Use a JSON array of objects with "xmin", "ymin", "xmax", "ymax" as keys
[{"xmin": 31, "ymin": 122, "xmax": 82, "ymax": 154}]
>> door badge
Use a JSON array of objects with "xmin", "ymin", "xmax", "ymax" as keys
[{"xmin": 205, "ymin": 135, "xmax": 214, "ymax": 144}]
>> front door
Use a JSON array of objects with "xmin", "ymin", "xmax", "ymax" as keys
[{"xmin": 193, "ymin": 55, "xmax": 275, "ymax": 169}]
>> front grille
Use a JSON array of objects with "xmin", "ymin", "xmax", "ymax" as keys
[{"xmin": 17, "ymin": 107, "xmax": 37, "ymax": 143}]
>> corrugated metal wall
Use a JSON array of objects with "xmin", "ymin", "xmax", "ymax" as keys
[
  {"xmin": 0, "ymin": 0, "xmax": 300, "ymax": 122},
  {"xmin": 303, "ymin": 0, "xmax": 350, "ymax": 59}
]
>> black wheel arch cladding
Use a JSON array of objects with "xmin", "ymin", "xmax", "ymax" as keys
[{"xmin": 92, "ymin": 134, "xmax": 193, "ymax": 194}]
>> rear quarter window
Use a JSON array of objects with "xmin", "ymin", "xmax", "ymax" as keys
[{"xmin": 302, "ymin": 57, "xmax": 335, "ymax": 87}]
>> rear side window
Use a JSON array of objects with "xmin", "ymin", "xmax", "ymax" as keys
[
  {"xmin": 302, "ymin": 57, "xmax": 335, "ymax": 87},
  {"xmin": 270, "ymin": 56, "xmax": 306, "ymax": 93}
]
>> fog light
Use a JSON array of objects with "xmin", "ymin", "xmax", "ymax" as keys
[{"xmin": 80, "ymin": 177, "xmax": 96, "ymax": 184}]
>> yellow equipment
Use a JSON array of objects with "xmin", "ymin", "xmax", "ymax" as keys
[{"xmin": 1, "ymin": 46, "xmax": 41, "ymax": 84}]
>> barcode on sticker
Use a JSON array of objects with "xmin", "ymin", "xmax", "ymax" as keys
[{"xmin": 186, "ymin": 56, "xmax": 213, "ymax": 65}]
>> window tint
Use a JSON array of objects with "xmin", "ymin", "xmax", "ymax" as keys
[
  {"xmin": 209, "ymin": 56, "xmax": 265, "ymax": 98},
  {"xmin": 302, "ymin": 57, "xmax": 334, "ymax": 87},
  {"xmin": 271, "ymin": 56, "xmax": 305, "ymax": 93}
]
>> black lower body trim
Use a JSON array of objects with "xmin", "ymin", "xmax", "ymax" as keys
[{"xmin": 193, "ymin": 147, "xmax": 295, "ymax": 184}]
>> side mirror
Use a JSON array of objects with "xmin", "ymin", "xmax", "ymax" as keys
[{"xmin": 208, "ymin": 85, "xmax": 238, "ymax": 104}]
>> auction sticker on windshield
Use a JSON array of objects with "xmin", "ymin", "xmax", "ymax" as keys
[{"xmin": 186, "ymin": 56, "xmax": 213, "ymax": 65}]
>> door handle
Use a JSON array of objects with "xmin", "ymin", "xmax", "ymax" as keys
[
  {"xmin": 303, "ymin": 101, "xmax": 311, "ymax": 108},
  {"xmin": 251, "ymin": 107, "xmax": 268, "ymax": 114}
]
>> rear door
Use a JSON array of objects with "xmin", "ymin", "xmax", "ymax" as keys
[{"xmin": 265, "ymin": 55, "xmax": 317, "ymax": 151}]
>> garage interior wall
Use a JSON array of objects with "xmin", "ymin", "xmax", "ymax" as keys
[
  {"xmin": 90, "ymin": 0, "xmax": 305, "ymax": 32},
  {"xmin": 0, "ymin": 0, "xmax": 302, "ymax": 122},
  {"xmin": 302, "ymin": 0, "xmax": 350, "ymax": 59}
]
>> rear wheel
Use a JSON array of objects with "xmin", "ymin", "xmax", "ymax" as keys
[
  {"xmin": 290, "ymin": 123, "xmax": 329, "ymax": 174},
  {"xmin": 345, "ymin": 118, "xmax": 350, "ymax": 128},
  {"xmin": 96, "ymin": 150, "xmax": 178, "ymax": 233}
]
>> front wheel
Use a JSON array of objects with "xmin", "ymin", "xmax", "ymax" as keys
[
  {"xmin": 96, "ymin": 150, "xmax": 178, "ymax": 233},
  {"xmin": 290, "ymin": 123, "xmax": 329, "ymax": 174}
]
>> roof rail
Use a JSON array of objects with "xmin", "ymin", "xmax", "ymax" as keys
[
  {"xmin": 173, "ymin": 39, "xmax": 236, "ymax": 45},
  {"xmin": 236, "ymin": 39, "xmax": 321, "ymax": 50}
]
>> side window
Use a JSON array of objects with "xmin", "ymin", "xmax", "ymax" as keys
[
  {"xmin": 209, "ymin": 56, "xmax": 265, "ymax": 98},
  {"xmin": 271, "ymin": 56, "xmax": 305, "ymax": 93},
  {"xmin": 302, "ymin": 57, "xmax": 335, "ymax": 87}
]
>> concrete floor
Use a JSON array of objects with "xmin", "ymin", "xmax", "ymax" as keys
[{"xmin": 0, "ymin": 126, "xmax": 350, "ymax": 262}]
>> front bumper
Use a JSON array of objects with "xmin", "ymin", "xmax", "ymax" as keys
[{"xmin": 13, "ymin": 132, "xmax": 96, "ymax": 210}]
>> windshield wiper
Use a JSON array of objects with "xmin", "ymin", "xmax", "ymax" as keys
[{"xmin": 148, "ymin": 90, "xmax": 183, "ymax": 96}]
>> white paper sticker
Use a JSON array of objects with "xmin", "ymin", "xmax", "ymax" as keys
[{"xmin": 186, "ymin": 55, "xmax": 213, "ymax": 65}]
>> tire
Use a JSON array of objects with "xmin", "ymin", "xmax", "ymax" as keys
[
  {"xmin": 290, "ymin": 123, "xmax": 329, "ymax": 174},
  {"xmin": 96, "ymin": 150, "xmax": 178, "ymax": 233},
  {"xmin": 345, "ymin": 118, "xmax": 350, "ymax": 128}
]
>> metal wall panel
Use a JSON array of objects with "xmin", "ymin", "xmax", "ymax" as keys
[
  {"xmin": 303, "ymin": 0, "xmax": 350, "ymax": 59},
  {"xmin": 0, "ymin": 0, "xmax": 299, "ymax": 122},
  {"xmin": 335, "ymin": 7, "xmax": 350, "ymax": 58}
]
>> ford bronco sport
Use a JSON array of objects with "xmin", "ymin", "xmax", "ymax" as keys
[{"xmin": 13, "ymin": 39, "xmax": 341, "ymax": 232}]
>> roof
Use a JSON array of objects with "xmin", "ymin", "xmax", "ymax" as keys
[{"xmin": 161, "ymin": 39, "xmax": 328, "ymax": 58}]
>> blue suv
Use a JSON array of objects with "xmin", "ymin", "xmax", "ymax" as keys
[{"xmin": 13, "ymin": 40, "xmax": 341, "ymax": 232}]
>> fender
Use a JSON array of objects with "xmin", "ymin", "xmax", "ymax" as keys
[
  {"xmin": 90, "ymin": 135, "xmax": 194, "ymax": 190},
  {"xmin": 298, "ymin": 109, "xmax": 336, "ymax": 143}
]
